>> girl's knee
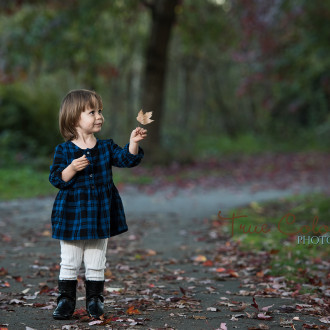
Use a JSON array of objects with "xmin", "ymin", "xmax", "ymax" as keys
[
  {"xmin": 59, "ymin": 264, "xmax": 80, "ymax": 280},
  {"xmin": 85, "ymin": 267, "xmax": 105, "ymax": 281}
]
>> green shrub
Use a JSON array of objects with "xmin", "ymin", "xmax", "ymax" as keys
[{"xmin": 0, "ymin": 83, "xmax": 62, "ymax": 167}]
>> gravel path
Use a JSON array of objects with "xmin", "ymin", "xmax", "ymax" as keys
[{"xmin": 0, "ymin": 182, "xmax": 329, "ymax": 329}]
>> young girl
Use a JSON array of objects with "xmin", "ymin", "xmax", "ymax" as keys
[{"xmin": 49, "ymin": 89, "xmax": 147, "ymax": 320}]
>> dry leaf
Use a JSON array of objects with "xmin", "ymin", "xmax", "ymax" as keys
[
  {"xmin": 257, "ymin": 313, "xmax": 273, "ymax": 320},
  {"xmin": 319, "ymin": 317, "xmax": 330, "ymax": 324},
  {"xmin": 248, "ymin": 325, "xmax": 269, "ymax": 330},
  {"xmin": 126, "ymin": 306, "xmax": 141, "ymax": 315},
  {"xmin": 193, "ymin": 315, "xmax": 207, "ymax": 320},
  {"xmin": 261, "ymin": 304, "xmax": 274, "ymax": 312},
  {"xmin": 220, "ymin": 323, "xmax": 227, "ymax": 330},
  {"xmin": 216, "ymin": 267, "xmax": 226, "ymax": 273},
  {"xmin": 89, "ymin": 320, "xmax": 103, "ymax": 326},
  {"xmin": 193, "ymin": 255, "xmax": 207, "ymax": 262},
  {"xmin": 104, "ymin": 269, "xmax": 112, "ymax": 278},
  {"xmin": 13, "ymin": 276, "xmax": 23, "ymax": 282},
  {"xmin": 105, "ymin": 287, "xmax": 123, "ymax": 293},
  {"xmin": 0, "ymin": 268, "xmax": 8, "ymax": 276},
  {"xmin": 136, "ymin": 109, "xmax": 154, "ymax": 125}
]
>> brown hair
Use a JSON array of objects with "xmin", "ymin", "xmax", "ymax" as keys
[{"xmin": 59, "ymin": 89, "xmax": 103, "ymax": 141}]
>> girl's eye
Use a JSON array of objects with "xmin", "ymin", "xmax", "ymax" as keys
[
  {"xmin": 98, "ymin": 110, "xmax": 103, "ymax": 115},
  {"xmin": 90, "ymin": 111, "xmax": 95, "ymax": 115}
]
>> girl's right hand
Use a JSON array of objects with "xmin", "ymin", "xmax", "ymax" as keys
[{"xmin": 70, "ymin": 155, "xmax": 90, "ymax": 172}]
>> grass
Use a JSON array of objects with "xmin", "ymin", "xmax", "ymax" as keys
[
  {"xmin": 193, "ymin": 130, "xmax": 330, "ymax": 158},
  {"xmin": 0, "ymin": 167, "xmax": 153, "ymax": 200},
  {"xmin": 224, "ymin": 193, "xmax": 330, "ymax": 285},
  {"xmin": 0, "ymin": 168, "xmax": 57, "ymax": 199},
  {"xmin": 112, "ymin": 168, "xmax": 153, "ymax": 185}
]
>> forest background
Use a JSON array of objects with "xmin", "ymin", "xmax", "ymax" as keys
[{"xmin": 0, "ymin": 0, "xmax": 329, "ymax": 198}]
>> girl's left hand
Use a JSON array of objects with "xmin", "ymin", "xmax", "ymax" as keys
[{"xmin": 130, "ymin": 127, "xmax": 147, "ymax": 143}]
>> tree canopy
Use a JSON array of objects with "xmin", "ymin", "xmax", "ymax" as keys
[{"xmin": 0, "ymin": 0, "xmax": 329, "ymax": 164}]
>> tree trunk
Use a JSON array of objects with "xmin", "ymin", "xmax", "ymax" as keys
[{"xmin": 140, "ymin": 0, "xmax": 179, "ymax": 164}]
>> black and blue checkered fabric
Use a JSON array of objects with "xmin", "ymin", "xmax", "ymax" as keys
[{"xmin": 49, "ymin": 139, "xmax": 144, "ymax": 240}]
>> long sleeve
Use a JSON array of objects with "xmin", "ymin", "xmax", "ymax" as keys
[
  {"xmin": 49, "ymin": 144, "xmax": 77, "ymax": 189},
  {"xmin": 109, "ymin": 139, "xmax": 144, "ymax": 168}
]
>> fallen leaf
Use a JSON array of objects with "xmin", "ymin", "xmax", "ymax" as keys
[
  {"xmin": 228, "ymin": 270, "xmax": 239, "ymax": 277},
  {"xmin": 215, "ymin": 323, "xmax": 227, "ymax": 330},
  {"xmin": 216, "ymin": 267, "xmax": 226, "ymax": 273},
  {"xmin": 146, "ymin": 249, "xmax": 157, "ymax": 256},
  {"xmin": 203, "ymin": 260, "xmax": 213, "ymax": 267},
  {"xmin": 279, "ymin": 305, "xmax": 296, "ymax": 313},
  {"xmin": 105, "ymin": 287, "xmax": 123, "ymax": 293},
  {"xmin": 24, "ymin": 295, "xmax": 38, "ymax": 300},
  {"xmin": 0, "ymin": 281, "xmax": 10, "ymax": 288},
  {"xmin": 193, "ymin": 315, "xmax": 207, "ymax": 320},
  {"xmin": 319, "ymin": 317, "xmax": 330, "ymax": 324},
  {"xmin": 104, "ymin": 269, "xmax": 112, "ymax": 279},
  {"xmin": 256, "ymin": 271, "xmax": 264, "ymax": 277},
  {"xmin": 126, "ymin": 306, "xmax": 141, "ymax": 315},
  {"xmin": 136, "ymin": 109, "xmax": 154, "ymax": 125},
  {"xmin": 39, "ymin": 285, "xmax": 52, "ymax": 294},
  {"xmin": 257, "ymin": 313, "xmax": 273, "ymax": 320},
  {"xmin": 9, "ymin": 299, "xmax": 25, "ymax": 305},
  {"xmin": 261, "ymin": 304, "xmax": 274, "ymax": 312},
  {"xmin": 179, "ymin": 287, "xmax": 186, "ymax": 295},
  {"xmin": 88, "ymin": 320, "xmax": 103, "ymax": 325},
  {"xmin": 230, "ymin": 304, "xmax": 247, "ymax": 312},
  {"xmin": 207, "ymin": 307, "xmax": 217, "ymax": 312},
  {"xmin": 251, "ymin": 297, "xmax": 259, "ymax": 310},
  {"xmin": 193, "ymin": 255, "xmax": 207, "ymax": 262},
  {"xmin": 1, "ymin": 234, "xmax": 11, "ymax": 242},
  {"xmin": 0, "ymin": 268, "xmax": 8, "ymax": 276},
  {"xmin": 13, "ymin": 276, "xmax": 23, "ymax": 282},
  {"xmin": 33, "ymin": 303, "xmax": 47, "ymax": 308},
  {"xmin": 248, "ymin": 324, "xmax": 269, "ymax": 330},
  {"xmin": 301, "ymin": 324, "xmax": 321, "ymax": 329},
  {"xmin": 40, "ymin": 305, "xmax": 54, "ymax": 310},
  {"xmin": 73, "ymin": 308, "xmax": 88, "ymax": 317}
]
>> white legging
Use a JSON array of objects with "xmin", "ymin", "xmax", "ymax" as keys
[{"xmin": 59, "ymin": 239, "xmax": 108, "ymax": 281}]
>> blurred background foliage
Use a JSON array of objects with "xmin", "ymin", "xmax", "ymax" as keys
[{"xmin": 0, "ymin": 0, "xmax": 329, "ymax": 171}]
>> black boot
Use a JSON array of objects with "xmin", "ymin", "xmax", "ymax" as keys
[
  {"xmin": 53, "ymin": 280, "xmax": 77, "ymax": 320},
  {"xmin": 85, "ymin": 280, "xmax": 105, "ymax": 318}
]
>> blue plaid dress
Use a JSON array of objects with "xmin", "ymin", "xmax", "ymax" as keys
[{"xmin": 49, "ymin": 138, "xmax": 144, "ymax": 240}]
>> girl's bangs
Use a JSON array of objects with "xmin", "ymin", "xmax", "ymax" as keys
[{"xmin": 87, "ymin": 94, "xmax": 103, "ymax": 110}]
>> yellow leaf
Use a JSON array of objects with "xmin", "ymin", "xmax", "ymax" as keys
[
  {"xmin": 193, "ymin": 255, "xmax": 207, "ymax": 262},
  {"xmin": 193, "ymin": 315, "xmax": 207, "ymax": 320},
  {"xmin": 136, "ymin": 109, "xmax": 154, "ymax": 125}
]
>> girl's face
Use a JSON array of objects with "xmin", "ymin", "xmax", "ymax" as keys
[{"xmin": 76, "ymin": 107, "xmax": 104, "ymax": 135}]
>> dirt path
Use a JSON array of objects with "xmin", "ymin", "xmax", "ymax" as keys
[{"xmin": 0, "ymin": 183, "xmax": 329, "ymax": 329}]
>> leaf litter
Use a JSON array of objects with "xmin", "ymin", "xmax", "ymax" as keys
[{"xmin": 0, "ymin": 153, "xmax": 329, "ymax": 328}]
